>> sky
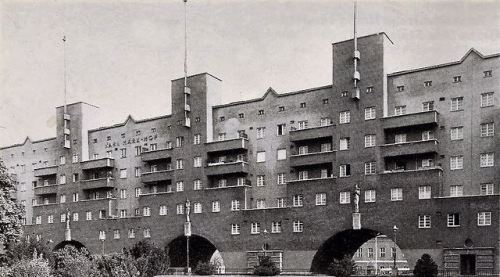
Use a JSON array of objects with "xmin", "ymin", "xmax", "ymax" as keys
[{"xmin": 1, "ymin": 0, "xmax": 499, "ymax": 146}]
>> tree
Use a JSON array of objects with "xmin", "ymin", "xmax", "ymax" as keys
[
  {"xmin": 327, "ymin": 255, "xmax": 357, "ymax": 277},
  {"xmin": 9, "ymin": 249, "xmax": 53, "ymax": 277},
  {"xmin": 53, "ymin": 245, "xmax": 99, "ymax": 277},
  {"xmin": 127, "ymin": 240, "xmax": 169, "ymax": 277},
  {"xmin": 413, "ymin": 253, "xmax": 438, "ymax": 277},
  {"xmin": 2, "ymin": 236, "xmax": 55, "ymax": 267},
  {"xmin": 95, "ymin": 253, "xmax": 139, "ymax": 277},
  {"xmin": 0, "ymin": 160, "xmax": 25, "ymax": 251},
  {"xmin": 253, "ymin": 255, "xmax": 280, "ymax": 276},
  {"xmin": 194, "ymin": 261, "xmax": 217, "ymax": 275}
]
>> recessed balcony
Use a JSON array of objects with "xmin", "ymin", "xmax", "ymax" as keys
[
  {"xmin": 80, "ymin": 178, "xmax": 115, "ymax": 190},
  {"xmin": 34, "ymin": 165, "xmax": 58, "ymax": 177},
  {"xmin": 34, "ymin": 184, "xmax": 58, "ymax": 195},
  {"xmin": 205, "ymin": 161, "xmax": 249, "ymax": 176},
  {"xmin": 381, "ymin": 140, "xmax": 439, "ymax": 157},
  {"xmin": 141, "ymin": 170, "xmax": 175, "ymax": 183},
  {"xmin": 382, "ymin": 111, "xmax": 439, "ymax": 130},
  {"xmin": 379, "ymin": 167, "xmax": 443, "ymax": 186},
  {"xmin": 205, "ymin": 138, "xmax": 248, "ymax": 153},
  {"xmin": 81, "ymin": 158, "xmax": 114, "ymax": 170},
  {"xmin": 289, "ymin": 124, "xmax": 335, "ymax": 142},
  {"xmin": 141, "ymin": 148, "xmax": 173, "ymax": 162},
  {"xmin": 289, "ymin": 151, "xmax": 336, "ymax": 167}
]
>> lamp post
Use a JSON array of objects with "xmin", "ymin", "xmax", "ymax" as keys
[
  {"xmin": 393, "ymin": 225, "xmax": 398, "ymax": 276},
  {"xmin": 262, "ymin": 229, "xmax": 269, "ymax": 257}
]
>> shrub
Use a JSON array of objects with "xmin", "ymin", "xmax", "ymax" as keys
[
  {"xmin": 254, "ymin": 255, "xmax": 280, "ymax": 276},
  {"xmin": 53, "ymin": 245, "xmax": 99, "ymax": 277},
  {"xmin": 413, "ymin": 254, "xmax": 438, "ymax": 277},
  {"xmin": 126, "ymin": 240, "xmax": 169, "ymax": 277},
  {"xmin": 327, "ymin": 255, "xmax": 357, "ymax": 277},
  {"xmin": 0, "ymin": 266, "xmax": 11, "ymax": 276},
  {"xmin": 9, "ymin": 250, "xmax": 52, "ymax": 277},
  {"xmin": 194, "ymin": 261, "xmax": 217, "ymax": 275},
  {"xmin": 95, "ymin": 253, "xmax": 139, "ymax": 277},
  {"xmin": 2, "ymin": 236, "xmax": 55, "ymax": 267}
]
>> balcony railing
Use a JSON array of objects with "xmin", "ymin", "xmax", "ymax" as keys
[
  {"xmin": 34, "ymin": 165, "xmax": 58, "ymax": 177},
  {"xmin": 81, "ymin": 158, "xmax": 114, "ymax": 170},
  {"xmin": 381, "ymin": 140, "xmax": 439, "ymax": 157},
  {"xmin": 141, "ymin": 148, "xmax": 173, "ymax": 162},
  {"xmin": 80, "ymin": 178, "xmax": 115, "ymax": 190},
  {"xmin": 205, "ymin": 161, "xmax": 249, "ymax": 176},
  {"xmin": 141, "ymin": 170, "xmax": 175, "ymax": 183},
  {"xmin": 205, "ymin": 138, "xmax": 248, "ymax": 153},
  {"xmin": 289, "ymin": 150, "xmax": 336, "ymax": 167},
  {"xmin": 382, "ymin": 111, "xmax": 439, "ymax": 129},
  {"xmin": 379, "ymin": 167, "xmax": 443, "ymax": 186},
  {"xmin": 289, "ymin": 124, "xmax": 335, "ymax": 142},
  {"xmin": 34, "ymin": 184, "xmax": 58, "ymax": 195},
  {"xmin": 287, "ymin": 176, "xmax": 336, "ymax": 185}
]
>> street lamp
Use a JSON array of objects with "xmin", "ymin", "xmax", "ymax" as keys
[
  {"xmin": 393, "ymin": 225, "xmax": 398, "ymax": 276},
  {"xmin": 262, "ymin": 229, "xmax": 269, "ymax": 257}
]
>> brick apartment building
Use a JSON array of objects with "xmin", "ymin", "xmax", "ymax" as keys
[{"xmin": 1, "ymin": 33, "xmax": 498, "ymax": 275}]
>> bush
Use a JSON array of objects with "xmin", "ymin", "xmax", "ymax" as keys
[
  {"xmin": 194, "ymin": 261, "xmax": 217, "ymax": 275},
  {"xmin": 0, "ymin": 266, "xmax": 11, "ymax": 276},
  {"xmin": 53, "ymin": 245, "xmax": 99, "ymax": 277},
  {"xmin": 327, "ymin": 255, "xmax": 357, "ymax": 277},
  {"xmin": 9, "ymin": 250, "xmax": 52, "ymax": 277},
  {"xmin": 127, "ymin": 240, "xmax": 169, "ymax": 277},
  {"xmin": 2, "ymin": 237, "xmax": 55, "ymax": 267},
  {"xmin": 95, "ymin": 253, "xmax": 139, "ymax": 277},
  {"xmin": 254, "ymin": 255, "xmax": 280, "ymax": 276},
  {"xmin": 413, "ymin": 254, "xmax": 438, "ymax": 277}
]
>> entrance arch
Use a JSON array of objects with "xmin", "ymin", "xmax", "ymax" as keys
[
  {"xmin": 167, "ymin": 235, "xmax": 222, "ymax": 269},
  {"xmin": 53, "ymin": 240, "xmax": 86, "ymax": 251}
]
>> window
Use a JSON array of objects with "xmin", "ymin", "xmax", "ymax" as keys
[
  {"xmin": 484, "ymin": 70, "xmax": 492, "ymax": 77},
  {"xmin": 274, "ymin": 149, "xmax": 287, "ymax": 161},
  {"xmin": 193, "ymin": 156, "xmax": 202, "ymax": 168},
  {"xmin": 316, "ymin": 193, "xmax": 326, "ymax": 206},
  {"xmin": 251, "ymin": 222, "xmax": 260, "ymax": 234},
  {"xmin": 419, "ymin": 186, "xmax": 432, "ymax": 199},
  {"xmin": 218, "ymin": 179, "xmax": 227, "ymax": 187},
  {"xmin": 72, "ymin": 154, "xmax": 79, "ymax": 163},
  {"xmin": 238, "ymin": 130, "xmax": 246, "ymax": 138},
  {"xmin": 60, "ymin": 156, "xmax": 66, "ymax": 165},
  {"xmin": 256, "ymin": 199, "xmax": 266, "ymax": 209},
  {"xmin": 237, "ymin": 177, "xmax": 246, "ymax": 186},
  {"xmin": 86, "ymin": 211, "xmax": 92, "ymax": 221},
  {"xmin": 277, "ymin": 198, "xmax": 286, "ymax": 208},
  {"xmin": 299, "ymin": 102, "xmax": 306, "ymax": 108},
  {"xmin": 120, "ymin": 169, "xmax": 127, "ymax": 178},
  {"xmin": 394, "ymin": 133, "xmax": 407, "ymax": 144},
  {"xmin": 166, "ymin": 141, "xmax": 172, "ymax": 149},
  {"xmin": 298, "ymin": 170, "xmax": 308, "ymax": 180},
  {"xmin": 176, "ymin": 204, "xmax": 184, "ymax": 215},
  {"xmin": 35, "ymin": 216, "xmax": 41, "ymax": 225},
  {"xmin": 340, "ymin": 192, "xmax": 350, "ymax": 204},
  {"xmin": 293, "ymin": 220, "xmax": 303, "ymax": 233},
  {"xmin": 256, "ymin": 175, "xmax": 265, "ymax": 186},
  {"xmin": 451, "ymin": 97, "xmax": 464, "ymax": 111},
  {"xmin": 194, "ymin": 203, "xmax": 202, "ymax": 213},
  {"xmin": 72, "ymin": 193, "xmax": 79, "ymax": 202},
  {"xmin": 113, "ymin": 230, "xmax": 120, "ymax": 239},
  {"xmin": 256, "ymin": 127, "xmax": 265, "ymax": 139},
  {"xmin": 339, "ymin": 137, "xmax": 350, "ymax": 150},
  {"xmin": 231, "ymin": 200, "xmax": 240, "ymax": 211},
  {"xmin": 150, "ymin": 143, "xmax": 157, "ymax": 151},
  {"xmin": 120, "ymin": 210, "xmax": 127, "ymax": 218},
  {"xmin": 219, "ymin": 116, "xmax": 225, "ymax": 122},
  {"xmin": 176, "ymin": 159, "xmax": 184, "ymax": 169},
  {"xmin": 396, "ymin": 85, "xmax": 405, "ymax": 92},
  {"xmin": 47, "ymin": 215, "xmax": 54, "ymax": 224},
  {"xmin": 176, "ymin": 136, "xmax": 184, "ymax": 148},
  {"xmin": 422, "ymin": 101, "xmax": 434, "ymax": 112},
  {"xmin": 59, "ymin": 174, "xmax": 66, "ymax": 185},
  {"xmin": 424, "ymin": 81, "xmax": 432, "ymax": 87},
  {"xmin": 368, "ymin": 248, "xmax": 374, "ymax": 258},
  {"xmin": 320, "ymin": 118, "xmax": 332, "ymax": 126},
  {"xmin": 193, "ymin": 179, "xmax": 202, "ymax": 190},
  {"xmin": 128, "ymin": 229, "xmax": 135, "ymax": 239},
  {"xmin": 422, "ymin": 131, "xmax": 434, "ymax": 141},
  {"xmin": 60, "ymin": 194, "xmax": 66, "ymax": 203},
  {"xmin": 135, "ymin": 188, "xmax": 141, "ymax": 197},
  {"xmin": 176, "ymin": 181, "xmax": 184, "ymax": 192},
  {"xmin": 477, "ymin": 212, "xmax": 492, "ymax": 226},
  {"xmin": 298, "ymin": 146, "xmax": 308, "ymax": 155},
  {"xmin": 298, "ymin": 121, "xmax": 308, "ymax": 130},
  {"xmin": 271, "ymin": 221, "xmax": 282, "ymax": 233},
  {"xmin": 447, "ymin": 213, "xmax": 460, "ymax": 227},
  {"xmin": 231, "ymin": 224, "xmax": 240, "ymax": 235},
  {"xmin": 451, "ymin": 127, "xmax": 464, "ymax": 140},
  {"xmin": 119, "ymin": 148, "xmax": 127, "ymax": 158},
  {"xmin": 120, "ymin": 189, "xmax": 128, "ymax": 199},
  {"xmin": 394, "ymin": 106, "xmax": 406, "ymax": 116},
  {"xmin": 106, "ymin": 150, "xmax": 113, "ymax": 158},
  {"xmin": 256, "ymin": 151, "xmax": 266, "ymax": 163},
  {"xmin": 159, "ymin": 205, "xmax": 168, "ymax": 215},
  {"xmin": 480, "ymin": 153, "xmax": 494, "ymax": 167},
  {"xmin": 418, "ymin": 215, "xmax": 431, "ymax": 228},
  {"xmin": 480, "ymin": 183, "xmax": 494, "ymax": 195},
  {"xmin": 134, "ymin": 167, "xmax": 141, "ymax": 177},
  {"xmin": 276, "ymin": 124, "xmax": 286, "ymax": 136},
  {"xmin": 366, "ymin": 86, "xmax": 374, "ymax": 93},
  {"xmin": 480, "ymin": 123, "xmax": 494, "ymax": 137},
  {"xmin": 364, "ymin": 162, "xmax": 376, "ymax": 175},
  {"xmin": 364, "ymin": 107, "xmax": 376, "ymax": 120},
  {"xmin": 277, "ymin": 173, "xmax": 286, "ymax": 185},
  {"xmin": 365, "ymin": 190, "xmax": 376, "ymax": 203},
  {"xmin": 212, "ymin": 201, "xmax": 220, "ymax": 212},
  {"xmin": 391, "ymin": 188, "xmax": 403, "ymax": 201},
  {"xmin": 341, "ymin": 91, "xmax": 349, "ymax": 97},
  {"xmin": 321, "ymin": 143, "xmax": 332, "ymax": 152},
  {"xmin": 322, "ymin": 98, "xmax": 329, "ymax": 104},
  {"xmin": 481, "ymin": 92, "xmax": 494, "ymax": 107},
  {"xmin": 218, "ymin": 133, "xmax": 226, "ymax": 141},
  {"xmin": 60, "ymin": 213, "xmax": 67, "ymax": 223},
  {"xmin": 339, "ymin": 164, "xmax": 351, "ymax": 177},
  {"xmin": 380, "ymin": 247, "xmax": 386, "ymax": 258},
  {"xmin": 355, "ymin": 248, "xmax": 363, "ymax": 258},
  {"xmin": 238, "ymin": 113, "xmax": 244, "ymax": 118},
  {"xmin": 364, "ymin": 134, "xmax": 376, "ymax": 147},
  {"xmin": 293, "ymin": 194, "xmax": 303, "ymax": 207},
  {"xmin": 258, "ymin": 110, "xmax": 264, "ymax": 115},
  {"xmin": 339, "ymin": 111, "xmax": 350, "ymax": 124},
  {"xmin": 321, "ymin": 169, "xmax": 329, "ymax": 178},
  {"xmin": 278, "ymin": 106, "xmax": 285, "ymax": 112},
  {"xmin": 449, "ymin": 185, "xmax": 463, "ymax": 197},
  {"xmin": 453, "ymin": 76, "xmax": 462, "ymax": 83}
]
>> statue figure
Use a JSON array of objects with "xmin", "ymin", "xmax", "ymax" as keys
[
  {"xmin": 354, "ymin": 184, "xmax": 360, "ymax": 213},
  {"xmin": 185, "ymin": 199, "xmax": 191, "ymax": 222}
]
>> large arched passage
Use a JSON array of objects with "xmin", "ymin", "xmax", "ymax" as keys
[
  {"xmin": 311, "ymin": 229, "xmax": 381, "ymax": 273},
  {"xmin": 53, "ymin": 240, "xmax": 86, "ymax": 252},
  {"xmin": 167, "ymin": 235, "xmax": 221, "ymax": 269}
]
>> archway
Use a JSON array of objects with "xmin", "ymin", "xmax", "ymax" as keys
[
  {"xmin": 167, "ymin": 235, "xmax": 222, "ymax": 270},
  {"xmin": 53, "ymin": 240, "xmax": 86, "ymax": 251}
]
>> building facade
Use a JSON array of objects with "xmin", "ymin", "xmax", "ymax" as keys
[{"xmin": 1, "ymin": 33, "xmax": 499, "ymax": 275}]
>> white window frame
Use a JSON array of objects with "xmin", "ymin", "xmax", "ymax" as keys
[
  {"xmin": 364, "ymin": 190, "xmax": 376, "ymax": 203},
  {"xmin": 277, "ymin": 149, "xmax": 287, "ymax": 160},
  {"xmin": 364, "ymin": 107, "xmax": 376, "ymax": 120},
  {"xmin": 212, "ymin": 201, "xmax": 220, "ymax": 213},
  {"xmin": 480, "ymin": 153, "xmax": 494, "ymax": 167},
  {"xmin": 480, "ymin": 123, "xmax": 494, "ymax": 137},
  {"xmin": 418, "ymin": 215, "xmax": 431, "ymax": 228},
  {"xmin": 450, "ymin": 97, "xmax": 464, "ymax": 111},
  {"xmin": 451, "ymin": 127, "xmax": 464, "ymax": 140},
  {"xmin": 256, "ymin": 151, "xmax": 266, "ymax": 163},
  {"xmin": 477, "ymin": 212, "xmax": 492, "ymax": 226},
  {"xmin": 419, "ymin": 186, "xmax": 432, "ymax": 199},
  {"xmin": 450, "ymin": 185, "xmax": 464, "ymax": 197},
  {"xmin": 293, "ymin": 220, "xmax": 303, "ymax": 233},
  {"xmin": 315, "ymin": 193, "xmax": 326, "ymax": 206},
  {"xmin": 480, "ymin": 183, "xmax": 494, "ymax": 195},
  {"xmin": 390, "ymin": 188, "xmax": 403, "ymax": 201},
  {"xmin": 340, "ymin": 191, "xmax": 350, "ymax": 204},
  {"xmin": 364, "ymin": 134, "xmax": 376, "ymax": 148},
  {"xmin": 293, "ymin": 194, "xmax": 303, "ymax": 207},
  {"xmin": 339, "ymin": 111, "xmax": 351, "ymax": 124},
  {"xmin": 450, "ymin": 156, "xmax": 464, "ymax": 170}
]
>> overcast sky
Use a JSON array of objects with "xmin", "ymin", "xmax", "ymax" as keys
[{"xmin": 1, "ymin": 0, "xmax": 499, "ymax": 146}]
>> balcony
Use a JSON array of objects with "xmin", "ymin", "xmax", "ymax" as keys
[
  {"xmin": 81, "ymin": 158, "xmax": 114, "ymax": 170},
  {"xmin": 141, "ymin": 170, "xmax": 174, "ymax": 183},
  {"xmin": 205, "ymin": 138, "xmax": 248, "ymax": 153},
  {"xmin": 205, "ymin": 161, "xmax": 249, "ymax": 176},
  {"xmin": 80, "ymin": 178, "xmax": 115, "ymax": 190},
  {"xmin": 382, "ymin": 111, "xmax": 438, "ymax": 129},
  {"xmin": 381, "ymin": 140, "xmax": 439, "ymax": 157},
  {"xmin": 289, "ymin": 151, "xmax": 336, "ymax": 167},
  {"xmin": 379, "ymin": 167, "xmax": 443, "ymax": 186},
  {"xmin": 289, "ymin": 124, "xmax": 335, "ymax": 142},
  {"xmin": 287, "ymin": 176, "xmax": 336, "ymax": 185},
  {"xmin": 141, "ymin": 148, "xmax": 172, "ymax": 162},
  {"xmin": 34, "ymin": 184, "xmax": 58, "ymax": 195},
  {"xmin": 34, "ymin": 165, "xmax": 58, "ymax": 177}
]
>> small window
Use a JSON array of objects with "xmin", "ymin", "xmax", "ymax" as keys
[
  {"xmin": 300, "ymin": 102, "xmax": 306, "ymax": 108},
  {"xmin": 120, "ymin": 169, "xmax": 127, "ymax": 178},
  {"xmin": 293, "ymin": 220, "xmax": 303, "ymax": 232},
  {"xmin": 219, "ymin": 116, "xmax": 225, "ymax": 122},
  {"xmin": 256, "ymin": 175, "xmax": 265, "ymax": 186},
  {"xmin": 322, "ymin": 98, "xmax": 329, "ymax": 104},
  {"xmin": 258, "ymin": 110, "xmax": 265, "ymax": 115},
  {"xmin": 453, "ymin": 76, "xmax": 462, "ymax": 83},
  {"xmin": 394, "ymin": 105, "xmax": 406, "ymax": 116},
  {"xmin": 480, "ymin": 153, "xmax": 494, "ymax": 167},
  {"xmin": 341, "ymin": 91, "xmax": 349, "ymax": 97},
  {"xmin": 424, "ymin": 81, "xmax": 432, "ymax": 87},
  {"xmin": 396, "ymin": 85, "xmax": 405, "ymax": 92},
  {"xmin": 278, "ymin": 106, "xmax": 285, "ymax": 112},
  {"xmin": 293, "ymin": 194, "xmax": 303, "ymax": 207},
  {"xmin": 484, "ymin": 70, "xmax": 492, "ymax": 78},
  {"xmin": 238, "ymin": 113, "xmax": 244, "ymax": 118},
  {"xmin": 366, "ymin": 86, "xmax": 374, "ymax": 93},
  {"xmin": 277, "ymin": 124, "xmax": 286, "ymax": 136}
]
